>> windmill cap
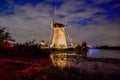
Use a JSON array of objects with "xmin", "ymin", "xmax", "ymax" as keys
[{"xmin": 53, "ymin": 23, "xmax": 65, "ymax": 28}]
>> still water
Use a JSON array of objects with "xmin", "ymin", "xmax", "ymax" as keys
[
  {"xmin": 50, "ymin": 49, "xmax": 120, "ymax": 68},
  {"xmin": 89, "ymin": 49, "xmax": 120, "ymax": 59}
]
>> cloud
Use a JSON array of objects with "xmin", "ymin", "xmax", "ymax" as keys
[
  {"xmin": 0, "ymin": 0, "xmax": 120, "ymax": 46},
  {"xmin": 92, "ymin": 0, "xmax": 112, "ymax": 4},
  {"xmin": 0, "ymin": 3, "xmax": 53, "ymax": 43},
  {"xmin": 68, "ymin": 23, "xmax": 120, "ymax": 46},
  {"xmin": 45, "ymin": 0, "xmax": 63, "ymax": 3},
  {"xmin": 113, "ymin": 3, "xmax": 120, "ymax": 8}
]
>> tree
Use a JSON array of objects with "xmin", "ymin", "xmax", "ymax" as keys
[
  {"xmin": 81, "ymin": 41, "xmax": 87, "ymax": 50},
  {"xmin": 82, "ymin": 41, "xmax": 87, "ymax": 47},
  {"xmin": 0, "ymin": 26, "xmax": 12, "ymax": 42}
]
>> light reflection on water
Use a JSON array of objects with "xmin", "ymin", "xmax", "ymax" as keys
[
  {"xmin": 50, "ymin": 52, "xmax": 87, "ymax": 68},
  {"xmin": 50, "ymin": 53, "xmax": 74, "ymax": 68},
  {"xmin": 50, "ymin": 49, "xmax": 120, "ymax": 68},
  {"xmin": 88, "ymin": 49, "xmax": 100, "ymax": 56},
  {"xmin": 88, "ymin": 49, "xmax": 120, "ymax": 59}
]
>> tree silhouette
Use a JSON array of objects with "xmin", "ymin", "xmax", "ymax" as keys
[{"xmin": 0, "ymin": 26, "xmax": 12, "ymax": 42}]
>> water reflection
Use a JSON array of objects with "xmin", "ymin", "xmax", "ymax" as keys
[
  {"xmin": 50, "ymin": 51, "xmax": 88, "ymax": 68},
  {"xmin": 88, "ymin": 49, "xmax": 100, "ymax": 56},
  {"xmin": 50, "ymin": 49, "xmax": 120, "ymax": 68},
  {"xmin": 88, "ymin": 49, "xmax": 120, "ymax": 59}
]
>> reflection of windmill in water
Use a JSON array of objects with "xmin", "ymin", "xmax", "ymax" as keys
[{"xmin": 49, "ymin": 8, "xmax": 73, "ymax": 48}]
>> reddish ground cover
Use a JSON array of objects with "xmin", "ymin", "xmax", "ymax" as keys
[
  {"xmin": 0, "ymin": 58, "xmax": 120, "ymax": 80},
  {"xmin": 0, "ymin": 58, "xmax": 51, "ymax": 80}
]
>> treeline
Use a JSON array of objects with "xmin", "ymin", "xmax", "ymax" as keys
[
  {"xmin": 0, "ymin": 44, "xmax": 50, "ymax": 58},
  {"xmin": 95, "ymin": 45, "xmax": 120, "ymax": 50}
]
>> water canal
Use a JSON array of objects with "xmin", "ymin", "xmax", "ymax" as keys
[{"xmin": 50, "ymin": 49, "xmax": 120, "ymax": 68}]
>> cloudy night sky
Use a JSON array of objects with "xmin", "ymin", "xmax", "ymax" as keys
[{"xmin": 0, "ymin": 0, "xmax": 120, "ymax": 46}]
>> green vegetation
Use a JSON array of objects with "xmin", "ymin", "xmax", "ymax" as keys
[{"xmin": 0, "ymin": 27, "xmax": 12, "ymax": 42}]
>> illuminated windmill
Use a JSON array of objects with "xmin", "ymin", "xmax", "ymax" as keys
[
  {"xmin": 49, "ymin": 7, "xmax": 67, "ymax": 48},
  {"xmin": 50, "ymin": 22, "xmax": 67, "ymax": 48},
  {"xmin": 49, "ymin": 7, "xmax": 73, "ymax": 48}
]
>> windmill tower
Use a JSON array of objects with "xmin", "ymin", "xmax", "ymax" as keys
[
  {"xmin": 50, "ymin": 23, "xmax": 67, "ymax": 48},
  {"xmin": 50, "ymin": 7, "xmax": 67, "ymax": 48}
]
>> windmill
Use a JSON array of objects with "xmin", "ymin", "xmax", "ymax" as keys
[{"xmin": 49, "ymin": 7, "xmax": 73, "ymax": 48}]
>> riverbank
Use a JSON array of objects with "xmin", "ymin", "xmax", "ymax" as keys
[
  {"xmin": 0, "ymin": 57, "xmax": 120, "ymax": 80},
  {"xmin": 0, "ymin": 45, "xmax": 120, "ymax": 80}
]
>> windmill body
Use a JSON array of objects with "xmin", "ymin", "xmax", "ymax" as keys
[{"xmin": 51, "ymin": 23, "xmax": 67, "ymax": 48}]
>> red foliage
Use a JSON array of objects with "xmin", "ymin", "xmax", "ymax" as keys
[
  {"xmin": 42, "ymin": 74, "xmax": 48, "ymax": 80},
  {"xmin": 31, "ymin": 59, "xmax": 52, "ymax": 66},
  {"xmin": 35, "ymin": 74, "xmax": 48, "ymax": 80},
  {"xmin": 22, "ymin": 66, "xmax": 41, "ymax": 77},
  {"xmin": 0, "ymin": 41, "xmax": 13, "ymax": 49}
]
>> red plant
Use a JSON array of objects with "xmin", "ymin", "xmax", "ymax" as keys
[
  {"xmin": 0, "ymin": 41, "xmax": 13, "ymax": 49},
  {"xmin": 22, "ymin": 66, "xmax": 41, "ymax": 77},
  {"xmin": 35, "ymin": 74, "xmax": 48, "ymax": 80}
]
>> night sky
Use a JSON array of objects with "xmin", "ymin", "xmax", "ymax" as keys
[{"xmin": 0, "ymin": 0, "xmax": 120, "ymax": 46}]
